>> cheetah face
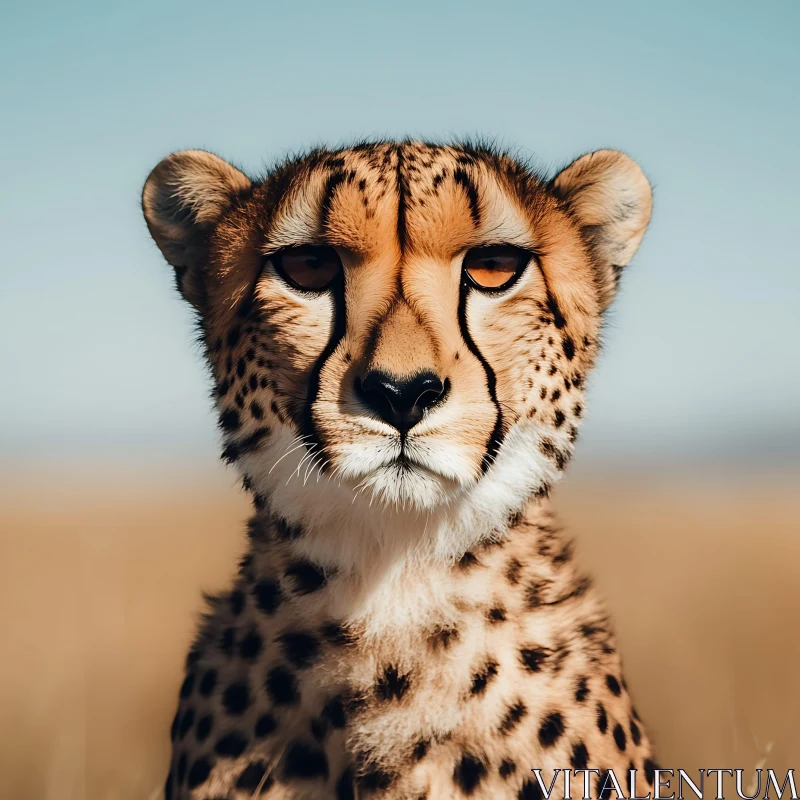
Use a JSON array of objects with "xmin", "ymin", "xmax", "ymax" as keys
[{"xmin": 143, "ymin": 143, "xmax": 650, "ymax": 525}]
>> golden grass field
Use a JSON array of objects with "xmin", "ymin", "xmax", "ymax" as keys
[{"xmin": 1, "ymin": 462, "xmax": 798, "ymax": 799}]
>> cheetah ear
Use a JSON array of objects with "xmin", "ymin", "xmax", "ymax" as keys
[
  {"xmin": 142, "ymin": 150, "xmax": 252, "ymax": 309},
  {"xmin": 551, "ymin": 150, "xmax": 652, "ymax": 309}
]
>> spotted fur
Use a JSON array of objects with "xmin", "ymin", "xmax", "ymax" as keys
[{"xmin": 143, "ymin": 140, "xmax": 654, "ymax": 799}]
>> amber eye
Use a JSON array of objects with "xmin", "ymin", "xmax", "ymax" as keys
[
  {"xmin": 272, "ymin": 245, "xmax": 342, "ymax": 291},
  {"xmin": 462, "ymin": 245, "xmax": 531, "ymax": 291}
]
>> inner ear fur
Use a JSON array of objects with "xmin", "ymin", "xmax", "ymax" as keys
[
  {"xmin": 142, "ymin": 149, "xmax": 252, "ymax": 309},
  {"xmin": 551, "ymin": 150, "xmax": 652, "ymax": 309}
]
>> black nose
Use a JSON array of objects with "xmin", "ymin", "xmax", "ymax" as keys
[{"xmin": 356, "ymin": 370, "xmax": 447, "ymax": 433}]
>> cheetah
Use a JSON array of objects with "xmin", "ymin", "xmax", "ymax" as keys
[{"xmin": 142, "ymin": 140, "xmax": 657, "ymax": 800}]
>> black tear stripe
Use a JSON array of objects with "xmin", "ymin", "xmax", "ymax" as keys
[
  {"xmin": 452, "ymin": 167, "xmax": 482, "ymax": 226},
  {"xmin": 457, "ymin": 278, "xmax": 505, "ymax": 473},
  {"xmin": 298, "ymin": 173, "xmax": 349, "ymax": 464}
]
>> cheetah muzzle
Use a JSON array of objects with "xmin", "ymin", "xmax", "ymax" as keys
[{"xmin": 143, "ymin": 140, "xmax": 657, "ymax": 799}]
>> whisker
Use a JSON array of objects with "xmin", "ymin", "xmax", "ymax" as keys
[
  {"xmin": 303, "ymin": 454, "xmax": 324, "ymax": 485},
  {"xmin": 287, "ymin": 446, "xmax": 318, "ymax": 486},
  {"xmin": 268, "ymin": 436, "xmax": 313, "ymax": 474}
]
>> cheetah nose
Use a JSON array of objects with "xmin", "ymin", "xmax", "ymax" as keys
[{"xmin": 356, "ymin": 370, "xmax": 447, "ymax": 433}]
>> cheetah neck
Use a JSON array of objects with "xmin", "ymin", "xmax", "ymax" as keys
[{"xmin": 241, "ymin": 495, "xmax": 593, "ymax": 642}]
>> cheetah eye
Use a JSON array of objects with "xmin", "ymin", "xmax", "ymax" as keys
[
  {"xmin": 271, "ymin": 245, "xmax": 343, "ymax": 291},
  {"xmin": 462, "ymin": 245, "xmax": 531, "ymax": 291}
]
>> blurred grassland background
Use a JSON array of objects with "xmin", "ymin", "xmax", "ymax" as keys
[
  {"xmin": 1, "ymin": 1, "xmax": 798, "ymax": 797},
  {"xmin": 2, "ymin": 466, "xmax": 798, "ymax": 799}
]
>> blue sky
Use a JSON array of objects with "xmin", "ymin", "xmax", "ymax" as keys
[{"xmin": 1, "ymin": 0, "xmax": 798, "ymax": 464}]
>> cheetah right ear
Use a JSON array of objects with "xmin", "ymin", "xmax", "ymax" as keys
[
  {"xmin": 551, "ymin": 150, "xmax": 652, "ymax": 310},
  {"xmin": 142, "ymin": 150, "xmax": 252, "ymax": 309}
]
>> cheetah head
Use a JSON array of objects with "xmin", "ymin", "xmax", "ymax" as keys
[{"xmin": 142, "ymin": 142, "xmax": 650, "ymax": 560}]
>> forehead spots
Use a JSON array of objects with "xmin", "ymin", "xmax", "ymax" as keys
[{"xmin": 262, "ymin": 141, "xmax": 535, "ymax": 262}]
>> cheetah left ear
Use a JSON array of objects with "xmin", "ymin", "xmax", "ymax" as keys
[
  {"xmin": 551, "ymin": 150, "xmax": 652, "ymax": 309},
  {"xmin": 142, "ymin": 150, "xmax": 252, "ymax": 310}
]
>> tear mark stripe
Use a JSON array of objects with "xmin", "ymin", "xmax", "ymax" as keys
[{"xmin": 457, "ymin": 279, "xmax": 504, "ymax": 472}]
